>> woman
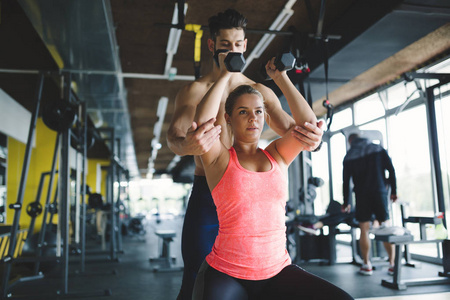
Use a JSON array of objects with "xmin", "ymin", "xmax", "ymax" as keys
[{"xmin": 192, "ymin": 53, "xmax": 353, "ymax": 300}]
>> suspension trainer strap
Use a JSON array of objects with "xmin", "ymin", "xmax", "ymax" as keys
[{"xmin": 185, "ymin": 24, "xmax": 203, "ymax": 79}]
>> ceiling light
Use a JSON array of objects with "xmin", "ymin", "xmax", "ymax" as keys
[
  {"xmin": 167, "ymin": 155, "xmax": 181, "ymax": 171},
  {"xmin": 242, "ymin": 0, "xmax": 296, "ymax": 72},
  {"xmin": 166, "ymin": 3, "xmax": 187, "ymax": 54},
  {"xmin": 148, "ymin": 96, "xmax": 169, "ymax": 172},
  {"xmin": 165, "ymin": 3, "xmax": 188, "ymax": 76}
]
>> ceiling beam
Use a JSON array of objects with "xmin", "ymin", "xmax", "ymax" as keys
[{"xmin": 313, "ymin": 23, "xmax": 450, "ymax": 117}]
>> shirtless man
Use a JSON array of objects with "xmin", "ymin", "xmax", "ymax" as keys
[{"xmin": 167, "ymin": 9, "xmax": 323, "ymax": 300}]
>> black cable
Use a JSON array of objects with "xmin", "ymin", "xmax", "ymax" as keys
[
  {"xmin": 323, "ymin": 99, "xmax": 334, "ymax": 129},
  {"xmin": 323, "ymin": 39, "xmax": 329, "ymax": 103},
  {"xmin": 322, "ymin": 38, "xmax": 334, "ymax": 130},
  {"xmin": 177, "ymin": 0, "xmax": 185, "ymax": 29}
]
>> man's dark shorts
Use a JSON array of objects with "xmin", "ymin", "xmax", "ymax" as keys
[{"xmin": 355, "ymin": 192, "xmax": 389, "ymax": 222}]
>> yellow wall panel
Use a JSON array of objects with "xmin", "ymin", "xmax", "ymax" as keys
[{"xmin": 6, "ymin": 118, "xmax": 57, "ymax": 233}]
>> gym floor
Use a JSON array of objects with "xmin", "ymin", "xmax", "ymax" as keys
[{"xmin": 6, "ymin": 215, "xmax": 450, "ymax": 300}]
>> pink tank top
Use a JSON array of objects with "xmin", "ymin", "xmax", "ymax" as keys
[{"xmin": 206, "ymin": 147, "xmax": 291, "ymax": 280}]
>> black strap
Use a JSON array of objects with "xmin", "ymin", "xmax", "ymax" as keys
[
  {"xmin": 177, "ymin": 0, "xmax": 185, "ymax": 29},
  {"xmin": 307, "ymin": 80, "xmax": 313, "ymax": 108},
  {"xmin": 194, "ymin": 62, "xmax": 201, "ymax": 80},
  {"xmin": 322, "ymin": 39, "xmax": 333, "ymax": 130},
  {"xmin": 323, "ymin": 39, "xmax": 329, "ymax": 101}
]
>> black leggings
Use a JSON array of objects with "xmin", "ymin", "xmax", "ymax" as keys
[{"xmin": 193, "ymin": 261, "xmax": 354, "ymax": 300}]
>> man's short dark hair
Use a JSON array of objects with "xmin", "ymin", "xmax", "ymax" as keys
[
  {"xmin": 208, "ymin": 9, "xmax": 248, "ymax": 41},
  {"xmin": 348, "ymin": 133, "xmax": 360, "ymax": 144}
]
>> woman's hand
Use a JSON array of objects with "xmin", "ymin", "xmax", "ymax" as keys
[
  {"xmin": 217, "ymin": 51, "xmax": 232, "ymax": 76},
  {"xmin": 265, "ymin": 57, "xmax": 285, "ymax": 81}
]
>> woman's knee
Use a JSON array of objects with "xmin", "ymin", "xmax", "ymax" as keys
[
  {"xmin": 262, "ymin": 265, "xmax": 354, "ymax": 300},
  {"xmin": 192, "ymin": 261, "xmax": 208, "ymax": 300},
  {"xmin": 193, "ymin": 262, "xmax": 247, "ymax": 300}
]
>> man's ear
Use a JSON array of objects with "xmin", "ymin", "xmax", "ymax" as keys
[
  {"xmin": 207, "ymin": 39, "xmax": 215, "ymax": 53},
  {"xmin": 243, "ymin": 38, "xmax": 248, "ymax": 52}
]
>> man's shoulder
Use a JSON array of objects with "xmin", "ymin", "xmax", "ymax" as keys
[
  {"xmin": 248, "ymin": 80, "xmax": 267, "ymax": 90},
  {"xmin": 180, "ymin": 78, "xmax": 211, "ymax": 93},
  {"xmin": 246, "ymin": 81, "xmax": 276, "ymax": 98},
  {"xmin": 176, "ymin": 78, "xmax": 213, "ymax": 102},
  {"xmin": 228, "ymin": 74, "xmax": 255, "ymax": 87},
  {"xmin": 345, "ymin": 142, "xmax": 385, "ymax": 162},
  {"xmin": 366, "ymin": 143, "xmax": 384, "ymax": 155}
]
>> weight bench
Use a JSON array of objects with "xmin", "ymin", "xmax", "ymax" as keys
[
  {"xmin": 149, "ymin": 230, "xmax": 183, "ymax": 272},
  {"xmin": 293, "ymin": 213, "xmax": 361, "ymax": 266},
  {"xmin": 328, "ymin": 224, "xmax": 361, "ymax": 266},
  {"xmin": 399, "ymin": 207, "xmax": 443, "ymax": 267},
  {"xmin": 375, "ymin": 234, "xmax": 450, "ymax": 290}
]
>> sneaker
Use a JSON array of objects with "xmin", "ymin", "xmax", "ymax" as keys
[
  {"xmin": 388, "ymin": 266, "xmax": 395, "ymax": 275},
  {"xmin": 298, "ymin": 225, "xmax": 318, "ymax": 235},
  {"xmin": 359, "ymin": 264, "xmax": 373, "ymax": 276}
]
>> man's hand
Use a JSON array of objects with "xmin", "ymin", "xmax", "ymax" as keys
[
  {"xmin": 182, "ymin": 118, "xmax": 221, "ymax": 156},
  {"xmin": 291, "ymin": 120, "xmax": 324, "ymax": 152},
  {"xmin": 390, "ymin": 194, "xmax": 398, "ymax": 202},
  {"xmin": 341, "ymin": 204, "xmax": 351, "ymax": 213}
]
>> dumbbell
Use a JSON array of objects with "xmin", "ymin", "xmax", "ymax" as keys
[
  {"xmin": 213, "ymin": 49, "xmax": 246, "ymax": 72},
  {"xmin": 260, "ymin": 52, "xmax": 296, "ymax": 80}
]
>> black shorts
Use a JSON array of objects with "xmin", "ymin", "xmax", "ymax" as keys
[{"xmin": 355, "ymin": 192, "xmax": 389, "ymax": 223}]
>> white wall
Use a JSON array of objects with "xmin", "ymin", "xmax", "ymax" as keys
[{"xmin": 0, "ymin": 88, "xmax": 34, "ymax": 146}]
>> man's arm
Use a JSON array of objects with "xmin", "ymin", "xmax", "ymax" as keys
[
  {"xmin": 342, "ymin": 161, "xmax": 352, "ymax": 208},
  {"xmin": 167, "ymin": 83, "xmax": 221, "ymax": 156},
  {"xmin": 383, "ymin": 150, "xmax": 397, "ymax": 201}
]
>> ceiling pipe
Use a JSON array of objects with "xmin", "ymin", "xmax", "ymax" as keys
[
  {"xmin": 122, "ymin": 73, "xmax": 195, "ymax": 81},
  {"xmin": 242, "ymin": 0, "xmax": 297, "ymax": 72},
  {"xmin": 0, "ymin": 68, "xmax": 196, "ymax": 81}
]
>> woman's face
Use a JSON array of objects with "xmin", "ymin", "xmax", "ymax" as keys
[{"xmin": 227, "ymin": 93, "xmax": 265, "ymax": 142}]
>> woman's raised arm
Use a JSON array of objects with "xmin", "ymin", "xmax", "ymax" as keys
[{"xmin": 266, "ymin": 59, "xmax": 318, "ymax": 165}]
